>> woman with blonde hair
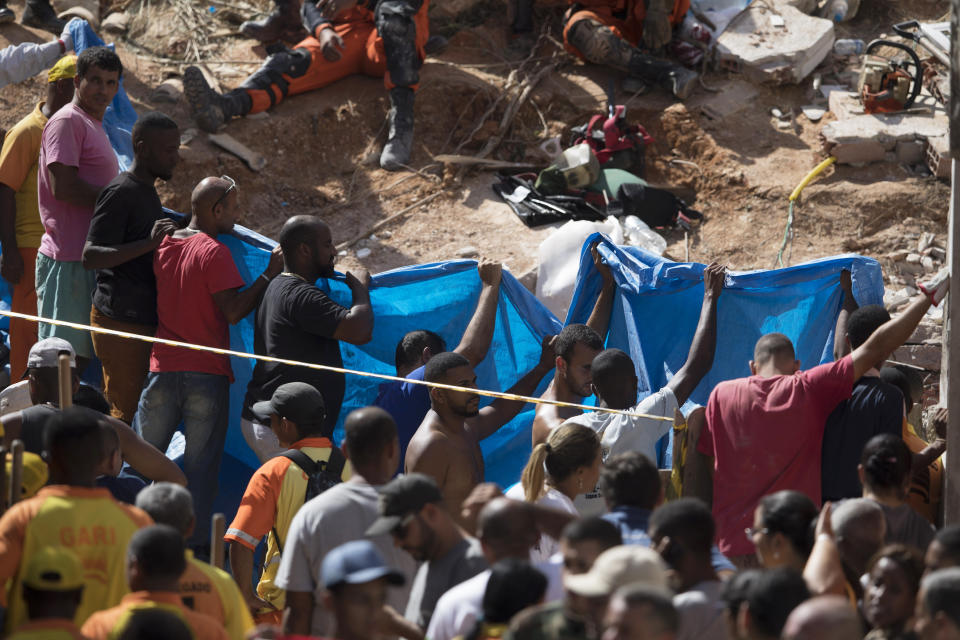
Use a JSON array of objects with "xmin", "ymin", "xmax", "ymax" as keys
[{"xmin": 505, "ymin": 423, "xmax": 602, "ymax": 561}]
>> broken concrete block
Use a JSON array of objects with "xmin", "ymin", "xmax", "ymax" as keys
[
  {"xmin": 821, "ymin": 110, "xmax": 949, "ymax": 164},
  {"xmin": 715, "ymin": 3, "xmax": 834, "ymax": 84},
  {"xmin": 827, "ymin": 90, "xmax": 862, "ymax": 120},
  {"xmin": 893, "ymin": 344, "xmax": 942, "ymax": 371},
  {"xmin": 101, "ymin": 11, "xmax": 129, "ymax": 34},
  {"xmin": 150, "ymin": 78, "xmax": 183, "ymax": 104},
  {"xmin": 926, "ymin": 135, "xmax": 950, "ymax": 179},
  {"xmin": 897, "ymin": 140, "xmax": 926, "ymax": 165},
  {"xmin": 52, "ymin": 0, "xmax": 98, "ymax": 28}
]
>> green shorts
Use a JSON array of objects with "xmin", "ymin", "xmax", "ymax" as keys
[{"xmin": 35, "ymin": 252, "xmax": 96, "ymax": 359}]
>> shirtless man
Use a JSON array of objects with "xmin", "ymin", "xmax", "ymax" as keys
[
  {"xmin": 405, "ymin": 336, "xmax": 556, "ymax": 526},
  {"xmin": 532, "ymin": 246, "xmax": 616, "ymax": 446}
]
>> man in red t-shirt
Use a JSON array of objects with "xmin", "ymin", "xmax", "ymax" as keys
[
  {"xmin": 132, "ymin": 175, "xmax": 282, "ymax": 552},
  {"xmin": 698, "ymin": 271, "xmax": 949, "ymax": 564}
]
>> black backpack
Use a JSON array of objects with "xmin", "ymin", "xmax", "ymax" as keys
[{"xmin": 271, "ymin": 447, "xmax": 346, "ymax": 553}]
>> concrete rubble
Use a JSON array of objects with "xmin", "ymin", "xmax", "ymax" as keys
[
  {"xmin": 714, "ymin": 1, "xmax": 834, "ymax": 84},
  {"xmin": 821, "ymin": 91, "xmax": 949, "ymax": 166}
]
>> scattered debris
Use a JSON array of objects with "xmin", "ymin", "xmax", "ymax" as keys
[
  {"xmin": 457, "ymin": 246, "xmax": 479, "ymax": 258},
  {"xmin": 715, "ymin": 2, "xmax": 835, "ymax": 84},
  {"xmin": 208, "ymin": 132, "xmax": 266, "ymax": 171},
  {"xmin": 101, "ymin": 12, "xmax": 130, "ymax": 35},
  {"xmin": 801, "ymin": 105, "xmax": 825, "ymax": 121},
  {"xmin": 150, "ymin": 78, "xmax": 184, "ymax": 104}
]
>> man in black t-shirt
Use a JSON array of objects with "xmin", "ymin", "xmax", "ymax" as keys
[
  {"xmin": 241, "ymin": 215, "xmax": 373, "ymax": 461},
  {"xmin": 81, "ymin": 112, "xmax": 182, "ymax": 424}
]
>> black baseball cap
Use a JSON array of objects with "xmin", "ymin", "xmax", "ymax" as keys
[
  {"xmin": 365, "ymin": 473, "xmax": 444, "ymax": 537},
  {"xmin": 251, "ymin": 382, "xmax": 326, "ymax": 426}
]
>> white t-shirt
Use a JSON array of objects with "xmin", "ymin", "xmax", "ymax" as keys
[
  {"xmin": 425, "ymin": 557, "xmax": 563, "ymax": 640},
  {"xmin": 275, "ymin": 481, "xmax": 417, "ymax": 637},
  {"xmin": 504, "ymin": 484, "xmax": 579, "ymax": 563},
  {"xmin": 563, "ymin": 386, "xmax": 678, "ymax": 517},
  {"xmin": 674, "ymin": 580, "xmax": 729, "ymax": 640}
]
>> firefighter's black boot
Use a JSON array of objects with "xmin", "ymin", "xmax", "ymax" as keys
[
  {"xmin": 183, "ymin": 66, "xmax": 252, "ymax": 133},
  {"xmin": 380, "ymin": 86, "xmax": 415, "ymax": 171},
  {"xmin": 22, "ymin": 0, "xmax": 65, "ymax": 34}
]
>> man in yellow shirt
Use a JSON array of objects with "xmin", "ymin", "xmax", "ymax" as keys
[
  {"xmin": 81, "ymin": 525, "xmax": 229, "ymax": 640},
  {"xmin": 136, "ymin": 482, "xmax": 255, "ymax": 640},
  {"xmin": 0, "ymin": 407, "xmax": 153, "ymax": 632},
  {"xmin": 0, "ymin": 56, "xmax": 76, "ymax": 380},
  {"xmin": 225, "ymin": 382, "xmax": 349, "ymax": 623},
  {"xmin": 8, "ymin": 547, "xmax": 86, "ymax": 640}
]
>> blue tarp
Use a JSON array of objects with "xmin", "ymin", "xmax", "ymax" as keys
[
  {"xmin": 222, "ymin": 238, "xmax": 563, "ymax": 477},
  {"xmin": 69, "ymin": 22, "xmax": 887, "ymax": 513},
  {"xmin": 567, "ymin": 232, "xmax": 884, "ymax": 402}
]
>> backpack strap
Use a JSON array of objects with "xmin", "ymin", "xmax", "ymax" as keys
[
  {"xmin": 281, "ymin": 449, "xmax": 320, "ymax": 475},
  {"xmin": 325, "ymin": 446, "xmax": 346, "ymax": 478},
  {"xmin": 270, "ymin": 449, "xmax": 320, "ymax": 554}
]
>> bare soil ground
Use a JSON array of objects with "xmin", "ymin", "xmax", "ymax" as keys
[{"xmin": 0, "ymin": 0, "xmax": 950, "ymax": 279}]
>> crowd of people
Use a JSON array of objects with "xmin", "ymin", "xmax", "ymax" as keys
[{"xmin": 0, "ymin": 12, "xmax": 959, "ymax": 640}]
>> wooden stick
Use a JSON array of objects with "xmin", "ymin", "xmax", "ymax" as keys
[
  {"xmin": 211, "ymin": 513, "xmax": 226, "ymax": 569},
  {"xmin": 58, "ymin": 353, "xmax": 72, "ymax": 409},
  {"xmin": 9, "ymin": 440, "xmax": 23, "ymax": 506},
  {"xmin": 336, "ymin": 191, "xmax": 444, "ymax": 250},
  {"xmin": 0, "ymin": 445, "xmax": 8, "ymax": 516}
]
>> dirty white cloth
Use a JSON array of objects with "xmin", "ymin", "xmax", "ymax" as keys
[{"xmin": 0, "ymin": 40, "xmax": 64, "ymax": 89}]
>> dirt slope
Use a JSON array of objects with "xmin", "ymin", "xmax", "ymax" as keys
[{"xmin": 0, "ymin": 0, "xmax": 950, "ymax": 279}]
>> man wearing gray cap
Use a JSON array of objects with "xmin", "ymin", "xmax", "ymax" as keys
[
  {"xmin": 1, "ymin": 337, "xmax": 77, "ymax": 453},
  {"xmin": 367, "ymin": 472, "xmax": 487, "ymax": 630},
  {"xmin": 225, "ymin": 381, "xmax": 348, "ymax": 624}
]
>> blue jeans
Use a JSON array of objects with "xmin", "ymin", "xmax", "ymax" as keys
[{"xmin": 133, "ymin": 371, "xmax": 230, "ymax": 549}]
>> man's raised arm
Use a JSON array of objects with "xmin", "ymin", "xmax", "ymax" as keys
[
  {"xmin": 851, "ymin": 270, "xmax": 949, "ymax": 381},
  {"xmin": 586, "ymin": 243, "xmax": 616, "ymax": 341},
  {"xmin": 833, "ymin": 270, "xmax": 858, "ymax": 361},
  {"xmin": 667, "ymin": 262, "xmax": 724, "ymax": 406},
  {"xmin": 453, "ymin": 259, "xmax": 502, "ymax": 367},
  {"xmin": 472, "ymin": 335, "xmax": 557, "ymax": 441}
]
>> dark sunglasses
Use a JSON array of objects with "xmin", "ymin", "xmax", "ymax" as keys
[{"xmin": 212, "ymin": 175, "xmax": 236, "ymax": 210}]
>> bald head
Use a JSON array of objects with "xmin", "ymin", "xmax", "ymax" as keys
[
  {"xmin": 752, "ymin": 333, "xmax": 797, "ymax": 374},
  {"xmin": 832, "ymin": 499, "xmax": 886, "ymax": 576},
  {"xmin": 280, "ymin": 216, "xmax": 328, "ymax": 254},
  {"xmin": 278, "ymin": 214, "xmax": 335, "ymax": 277},
  {"xmin": 343, "ymin": 406, "xmax": 398, "ymax": 470},
  {"xmin": 478, "ymin": 498, "xmax": 539, "ymax": 561},
  {"xmin": 782, "ymin": 595, "xmax": 862, "ymax": 640},
  {"xmin": 190, "ymin": 176, "xmax": 235, "ymax": 233}
]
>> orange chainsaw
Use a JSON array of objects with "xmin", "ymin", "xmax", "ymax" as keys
[{"xmin": 858, "ymin": 39, "xmax": 922, "ymax": 114}]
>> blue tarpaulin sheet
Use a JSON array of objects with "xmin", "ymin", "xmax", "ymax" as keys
[
  {"xmin": 69, "ymin": 22, "xmax": 886, "ymax": 513},
  {"xmin": 567, "ymin": 233, "xmax": 884, "ymax": 403}
]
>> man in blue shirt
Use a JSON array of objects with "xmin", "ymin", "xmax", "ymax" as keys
[
  {"xmin": 374, "ymin": 259, "xmax": 501, "ymax": 469},
  {"xmin": 600, "ymin": 451, "xmax": 735, "ymax": 575}
]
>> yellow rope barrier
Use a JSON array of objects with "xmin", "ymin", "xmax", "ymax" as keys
[{"xmin": 0, "ymin": 309, "xmax": 674, "ymax": 422}]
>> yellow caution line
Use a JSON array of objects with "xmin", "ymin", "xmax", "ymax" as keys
[{"xmin": 1, "ymin": 309, "xmax": 673, "ymax": 422}]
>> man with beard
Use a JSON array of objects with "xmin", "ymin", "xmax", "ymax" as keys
[
  {"xmin": 82, "ymin": 112, "xmax": 182, "ymax": 424},
  {"xmin": 241, "ymin": 215, "xmax": 373, "ymax": 461},
  {"xmin": 531, "ymin": 247, "xmax": 615, "ymax": 446},
  {"xmin": 405, "ymin": 336, "xmax": 556, "ymax": 527}
]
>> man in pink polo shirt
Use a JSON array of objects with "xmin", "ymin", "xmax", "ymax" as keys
[
  {"xmin": 36, "ymin": 46, "xmax": 121, "ymax": 372},
  {"xmin": 698, "ymin": 270, "xmax": 949, "ymax": 566}
]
